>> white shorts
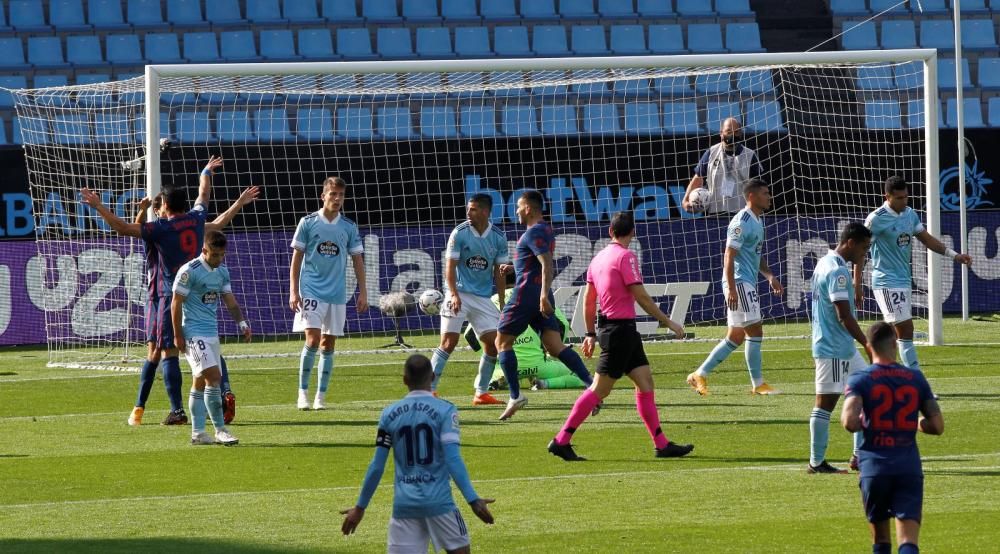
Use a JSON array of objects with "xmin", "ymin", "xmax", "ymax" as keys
[
  {"xmin": 725, "ymin": 281, "xmax": 762, "ymax": 328},
  {"xmin": 387, "ymin": 510, "xmax": 470, "ymax": 554},
  {"xmin": 814, "ymin": 351, "xmax": 867, "ymax": 394},
  {"xmin": 184, "ymin": 336, "xmax": 222, "ymax": 377},
  {"xmin": 292, "ymin": 299, "xmax": 346, "ymax": 336},
  {"xmin": 874, "ymin": 288, "xmax": 912, "ymax": 324},
  {"xmin": 440, "ymin": 291, "xmax": 500, "ymax": 336}
]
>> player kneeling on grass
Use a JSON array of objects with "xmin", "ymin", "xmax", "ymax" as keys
[
  {"xmin": 842, "ymin": 322, "xmax": 943, "ymax": 554},
  {"xmin": 548, "ymin": 212, "xmax": 694, "ymax": 462},
  {"xmin": 172, "ymin": 230, "xmax": 251, "ymax": 446},
  {"xmin": 342, "ymin": 354, "xmax": 495, "ymax": 553}
]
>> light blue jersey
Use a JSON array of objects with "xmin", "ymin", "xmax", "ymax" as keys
[
  {"xmin": 725, "ymin": 208, "xmax": 765, "ymax": 286},
  {"xmin": 173, "ymin": 257, "xmax": 232, "ymax": 338},
  {"xmin": 376, "ymin": 391, "xmax": 463, "ymax": 518},
  {"xmin": 291, "ymin": 211, "xmax": 364, "ymax": 304},
  {"xmin": 446, "ymin": 221, "xmax": 510, "ymax": 298},
  {"xmin": 811, "ymin": 250, "xmax": 858, "ymax": 359},
  {"xmin": 864, "ymin": 203, "xmax": 925, "ymax": 289}
]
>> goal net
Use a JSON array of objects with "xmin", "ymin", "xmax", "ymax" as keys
[{"xmin": 13, "ymin": 51, "xmax": 943, "ymax": 369}]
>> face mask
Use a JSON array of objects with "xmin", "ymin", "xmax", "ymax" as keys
[{"xmin": 724, "ymin": 133, "xmax": 742, "ymax": 148}]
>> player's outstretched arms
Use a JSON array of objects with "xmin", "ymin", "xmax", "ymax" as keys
[
  {"xmin": 919, "ymin": 397, "xmax": 944, "ymax": 435},
  {"xmin": 207, "ymin": 186, "xmax": 260, "ymax": 231},
  {"xmin": 470, "ymin": 498, "xmax": 495, "ymax": 525},
  {"xmin": 80, "ymin": 188, "xmax": 142, "ymax": 237},
  {"xmin": 340, "ymin": 507, "xmax": 364, "ymax": 535}
]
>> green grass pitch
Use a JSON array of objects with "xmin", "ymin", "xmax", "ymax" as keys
[{"xmin": 2, "ymin": 318, "xmax": 999, "ymax": 553}]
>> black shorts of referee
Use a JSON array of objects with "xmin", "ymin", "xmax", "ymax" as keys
[{"xmin": 595, "ymin": 317, "xmax": 650, "ymax": 379}]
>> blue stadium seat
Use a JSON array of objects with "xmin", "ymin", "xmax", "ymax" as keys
[
  {"xmin": 706, "ymin": 102, "xmax": 741, "ymax": 132},
  {"xmin": 338, "ymin": 28, "xmax": 377, "ymax": 59},
  {"xmin": 654, "ymin": 75, "xmax": 695, "ymax": 97},
  {"xmin": 688, "ymin": 24, "xmax": 727, "ymax": 53},
  {"xmin": 961, "ymin": 19, "xmax": 997, "ymax": 51},
  {"xmin": 561, "ymin": 0, "xmax": 599, "ymax": 19},
  {"xmin": 261, "ymin": 30, "xmax": 302, "ymax": 61},
  {"xmin": 988, "ymin": 98, "xmax": 1000, "ymax": 128},
  {"xmin": 0, "ymin": 120, "xmax": 8, "ymax": 146},
  {"xmin": 572, "ymin": 25, "xmax": 609, "ymax": 56},
  {"xmin": 10, "ymin": 0, "xmax": 50, "ymax": 32},
  {"xmin": 89, "ymin": 0, "xmax": 131, "ymax": 30},
  {"xmin": 448, "ymin": 72, "xmax": 486, "ymax": 98},
  {"xmin": 299, "ymin": 29, "xmax": 336, "ymax": 60},
  {"xmin": 0, "ymin": 38, "xmax": 29, "ymax": 71},
  {"xmin": 35, "ymin": 75, "xmax": 70, "ymax": 88},
  {"xmin": 881, "ymin": 21, "xmax": 916, "ymax": 49},
  {"xmin": 726, "ymin": 23, "xmax": 765, "ymax": 53},
  {"xmin": 199, "ymin": 83, "xmax": 243, "ymax": 106},
  {"xmin": 442, "ymin": 0, "xmax": 481, "ymax": 22},
  {"xmin": 648, "ymin": 25, "xmax": 686, "ymax": 55},
  {"xmin": 870, "ymin": 0, "xmax": 908, "ymax": 14},
  {"xmin": 296, "ymin": 107, "xmax": 335, "ymax": 140},
  {"xmin": 455, "ymin": 27, "xmax": 494, "ymax": 57},
  {"xmin": 716, "ymin": 0, "xmax": 754, "ymax": 17},
  {"xmin": 128, "ymin": 0, "xmax": 166, "ymax": 28},
  {"xmin": 979, "ymin": 58, "xmax": 1000, "ymax": 90},
  {"xmin": 0, "ymin": 76, "xmax": 28, "ymax": 108},
  {"xmin": 206, "ymin": 0, "xmax": 246, "ymax": 26},
  {"xmin": 420, "ymin": 106, "xmax": 458, "ymax": 138},
  {"xmin": 76, "ymin": 74, "xmax": 113, "ymax": 108},
  {"xmin": 857, "ymin": 64, "xmax": 895, "ymax": 91},
  {"xmin": 51, "ymin": 0, "xmax": 91, "ymax": 32},
  {"xmin": 246, "ymin": 0, "xmax": 286, "ymax": 24},
  {"xmin": 221, "ymin": 31, "xmax": 259, "ymax": 61},
  {"xmin": 166, "ymin": 0, "xmax": 209, "ymax": 27},
  {"xmin": 12, "ymin": 116, "xmax": 27, "ymax": 145},
  {"xmin": 183, "ymin": 32, "xmax": 221, "ymax": 63},
  {"xmin": 636, "ymin": 0, "xmax": 675, "ymax": 17},
  {"xmin": 336, "ymin": 107, "xmax": 375, "ymax": 139},
  {"xmin": 363, "ymin": 0, "xmax": 403, "ymax": 23},
  {"xmin": 613, "ymin": 78, "xmax": 654, "ymax": 98},
  {"xmin": 94, "ymin": 113, "xmax": 131, "ymax": 144},
  {"xmin": 489, "ymin": 72, "xmax": 526, "ymax": 97},
  {"xmin": 416, "ymin": 27, "xmax": 456, "ymax": 58},
  {"xmin": 920, "ymin": 20, "xmax": 955, "ymax": 50},
  {"xmin": 322, "ymin": 74, "xmax": 361, "ymax": 101},
  {"xmin": 610, "ymin": 25, "xmax": 648, "ymax": 55},
  {"xmin": 522, "ymin": 0, "xmax": 558, "ymax": 21},
  {"xmin": 571, "ymin": 75, "xmax": 613, "ymax": 99},
  {"xmin": 323, "ymin": 0, "xmax": 363, "ymax": 23},
  {"xmin": 460, "ymin": 105, "xmax": 498, "ymax": 137},
  {"xmin": 177, "ymin": 110, "xmax": 215, "ymax": 143},
  {"xmin": 540, "ymin": 104, "xmax": 578, "ymax": 135},
  {"xmin": 624, "ymin": 102, "xmax": 662, "ymax": 135},
  {"xmin": 949, "ymin": 0, "xmax": 990, "ymax": 14},
  {"xmin": 146, "ymin": 33, "xmax": 185, "ymax": 64},
  {"xmin": 76, "ymin": 74, "xmax": 110, "ymax": 86},
  {"xmin": 54, "ymin": 114, "xmax": 91, "ymax": 145},
  {"xmin": 842, "ymin": 21, "xmax": 877, "ymax": 50},
  {"xmin": 865, "ymin": 100, "xmax": 903, "ymax": 129},
  {"xmin": 284, "ymin": 0, "xmax": 321, "ymax": 22},
  {"xmin": 893, "ymin": 61, "xmax": 923, "ymax": 90},
  {"xmin": 255, "ymin": 108, "xmax": 292, "ymax": 141},
  {"xmin": 377, "ymin": 107, "xmax": 416, "ymax": 139},
  {"xmin": 495, "ymin": 26, "xmax": 532, "ymax": 57},
  {"xmin": 905, "ymin": 99, "xmax": 943, "ymax": 129},
  {"xmin": 599, "ymin": 0, "xmax": 637, "ymax": 18},
  {"xmin": 745, "ymin": 100, "xmax": 786, "ymax": 132},
  {"xmin": 736, "ymin": 70, "xmax": 775, "ymax": 95},
  {"xmin": 28, "ymin": 37, "xmax": 66, "ymax": 69},
  {"xmin": 830, "ymin": 0, "xmax": 868, "ymax": 16},
  {"xmin": 217, "ymin": 110, "xmax": 254, "ymax": 143},
  {"xmin": 912, "ymin": 0, "xmax": 949, "ymax": 14},
  {"xmin": 938, "ymin": 58, "xmax": 973, "ymax": 91},
  {"xmin": 378, "ymin": 28, "xmax": 416, "ymax": 59},
  {"xmin": 946, "ymin": 98, "xmax": 985, "ymax": 128},
  {"xmin": 20, "ymin": 114, "xmax": 55, "ymax": 144},
  {"xmin": 133, "ymin": 111, "xmax": 172, "ymax": 142},
  {"xmin": 0, "ymin": 5, "xmax": 10, "ymax": 33},
  {"xmin": 67, "ymin": 35, "xmax": 105, "ymax": 68},
  {"xmin": 695, "ymin": 73, "xmax": 733, "ymax": 95},
  {"xmin": 403, "ymin": 73, "xmax": 446, "ymax": 100},
  {"xmin": 533, "ymin": 25, "xmax": 570, "ymax": 56},
  {"xmin": 403, "ymin": 0, "xmax": 442, "ymax": 22},
  {"xmin": 501, "ymin": 105, "xmax": 540, "ymax": 136},
  {"xmin": 481, "ymin": 0, "xmax": 520, "ymax": 21},
  {"xmin": 582, "ymin": 104, "xmax": 623, "ymax": 135},
  {"xmin": 676, "ymin": 0, "xmax": 716, "ymax": 17}
]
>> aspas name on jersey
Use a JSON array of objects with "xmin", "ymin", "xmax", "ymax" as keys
[
  {"xmin": 446, "ymin": 221, "xmax": 510, "ymax": 298},
  {"xmin": 725, "ymin": 208, "xmax": 764, "ymax": 286},
  {"xmin": 291, "ymin": 211, "xmax": 363, "ymax": 304},
  {"xmin": 172, "ymin": 257, "xmax": 232, "ymax": 338},
  {"xmin": 865, "ymin": 203, "xmax": 925, "ymax": 289}
]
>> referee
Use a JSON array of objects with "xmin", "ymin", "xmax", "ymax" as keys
[{"xmin": 548, "ymin": 212, "xmax": 695, "ymax": 461}]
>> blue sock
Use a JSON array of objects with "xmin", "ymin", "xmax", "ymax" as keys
[
  {"xmin": 698, "ymin": 339, "xmax": 739, "ymax": 376},
  {"xmin": 854, "ymin": 429, "xmax": 864, "ymax": 456},
  {"xmin": 318, "ymin": 349, "xmax": 334, "ymax": 393},
  {"xmin": 898, "ymin": 543, "xmax": 919, "ymax": 554},
  {"xmin": 745, "ymin": 337, "xmax": 763, "ymax": 387},
  {"xmin": 299, "ymin": 345, "xmax": 317, "ymax": 391},
  {"xmin": 219, "ymin": 356, "xmax": 231, "ymax": 395},
  {"xmin": 498, "ymin": 350, "xmax": 521, "ymax": 399},
  {"xmin": 809, "ymin": 407, "xmax": 832, "ymax": 466},
  {"xmin": 189, "ymin": 389, "xmax": 206, "ymax": 433},
  {"xmin": 898, "ymin": 340, "xmax": 920, "ymax": 370},
  {"xmin": 430, "ymin": 348, "xmax": 450, "ymax": 391},
  {"xmin": 476, "ymin": 355, "xmax": 497, "ymax": 394},
  {"xmin": 135, "ymin": 359, "xmax": 158, "ymax": 408},
  {"xmin": 161, "ymin": 356, "xmax": 183, "ymax": 412},
  {"xmin": 558, "ymin": 347, "xmax": 593, "ymax": 387},
  {"xmin": 204, "ymin": 385, "xmax": 225, "ymax": 431},
  {"xmin": 873, "ymin": 543, "xmax": 891, "ymax": 554}
]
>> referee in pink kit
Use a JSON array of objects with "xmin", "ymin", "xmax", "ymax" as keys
[{"xmin": 548, "ymin": 212, "xmax": 695, "ymax": 461}]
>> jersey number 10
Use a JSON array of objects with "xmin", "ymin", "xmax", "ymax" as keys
[{"xmin": 398, "ymin": 424, "xmax": 435, "ymax": 466}]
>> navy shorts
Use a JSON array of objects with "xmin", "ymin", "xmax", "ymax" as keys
[
  {"xmin": 497, "ymin": 291, "xmax": 561, "ymax": 338},
  {"xmin": 145, "ymin": 294, "xmax": 176, "ymax": 350},
  {"xmin": 859, "ymin": 474, "xmax": 923, "ymax": 523}
]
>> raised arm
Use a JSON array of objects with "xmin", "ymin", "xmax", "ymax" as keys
[
  {"xmin": 196, "ymin": 156, "xmax": 223, "ymax": 208},
  {"xmin": 134, "ymin": 197, "xmax": 151, "ymax": 224},
  {"xmin": 222, "ymin": 292, "xmax": 251, "ymax": 342},
  {"xmin": 915, "ymin": 230, "xmax": 973, "ymax": 266},
  {"xmin": 81, "ymin": 188, "xmax": 142, "ymax": 237},
  {"xmin": 630, "ymin": 283, "xmax": 685, "ymax": 339},
  {"xmin": 206, "ymin": 185, "xmax": 260, "ymax": 231}
]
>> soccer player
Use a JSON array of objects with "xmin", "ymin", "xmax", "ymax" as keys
[
  {"xmin": 172, "ymin": 230, "xmax": 250, "ymax": 446},
  {"xmin": 431, "ymin": 193, "xmax": 509, "ymax": 406},
  {"xmin": 853, "ymin": 176, "xmax": 973, "ymax": 372},
  {"xmin": 548, "ymin": 212, "xmax": 695, "ymax": 461},
  {"xmin": 289, "ymin": 176, "xmax": 369, "ymax": 410},
  {"xmin": 686, "ymin": 178, "xmax": 784, "ymax": 396},
  {"xmin": 341, "ymin": 354, "xmax": 495, "ymax": 553},
  {"xmin": 808, "ymin": 222, "xmax": 873, "ymax": 474},
  {"xmin": 494, "ymin": 190, "xmax": 596, "ymax": 421},
  {"xmin": 842, "ymin": 322, "xmax": 944, "ymax": 554}
]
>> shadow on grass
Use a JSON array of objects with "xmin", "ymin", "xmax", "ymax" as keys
[
  {"xmin": 665, "ymin": 419, "xmax": 808, "ymax": 426},
  {"xmin": 0, "ymin": 538, "xmax": 304, "ymax": 554},
  {"xmin": 0, "ymin": 454, "xmax": 29, "ymax": 458},
  {"xmin": 936, "ymin": 393, "xmax": 1000, "ymax": 401},
  {"xmin": 239, "ymin": 418, "xmax": 496, "ymax": 427},
  {"xmin": 928, "ymin": 469, "xmax": 1000, "ymax": 477},
  {"xmin": 245, "ymin": 442, "xmax": 365, "ymax": 449},
  {"xmin": 0, "ymin": 371, "xmax": 17, "ymax": 376}
]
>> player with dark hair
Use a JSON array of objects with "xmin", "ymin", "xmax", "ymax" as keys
[
  {"xmin": 548, "ymin": 212, "xmax": 694, "ymax": 461},
  {"xmin": 341, "ymin": 354, "xmax": 495, "ymax": 553},
  {"xmin": 842, "ymin": 321, "xmax": 943, "ymax": 554}
]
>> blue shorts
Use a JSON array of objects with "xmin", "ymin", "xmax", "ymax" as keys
[
  {"xmin": 145, "ymin": 294, "xmax": 176, "ymax": 350},
  {"xmin": 859, "ymin": 474, "xmax": 923, "ymax": 523},
  {"xmin": 497, "ymin": 291, "xmax": 561, "ymax": 338}
]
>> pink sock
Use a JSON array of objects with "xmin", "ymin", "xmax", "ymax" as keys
[
  {"xmin": 636, "ymin": 390, "xmax": 669, "ymax": 450},
  {"xmin": 554, "ymin": 389, "xmax": 601, "ymax": 445}
]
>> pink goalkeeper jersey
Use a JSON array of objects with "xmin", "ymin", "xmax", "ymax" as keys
[{"xmin": 586, "ymin": 242, "xmax": 643, "ymax": 320}]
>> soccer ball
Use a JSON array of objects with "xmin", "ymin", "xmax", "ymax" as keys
[
  {"xmin": 688, "ymin": 187, "xmax": 712, "ymax": 213},
  {"xmin": 418, "ymin": 289, "xmax": 444, "ymax": 315}
]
